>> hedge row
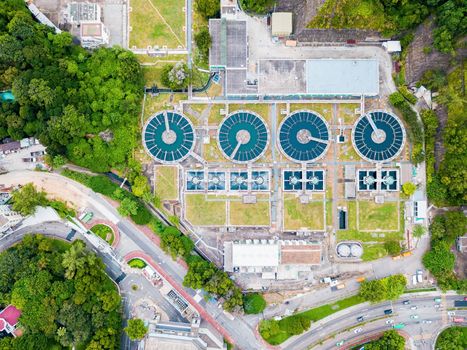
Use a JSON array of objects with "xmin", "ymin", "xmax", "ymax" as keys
[{"xmin": 389, "ymin": 92, "xmax": 424, "ymax": 163}]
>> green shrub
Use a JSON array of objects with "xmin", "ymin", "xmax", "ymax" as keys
[
  {"xmin": 131, "ymin": 205, "xmax": 152, "ymax": 225},
  {"xmin": 90, "ymin": 224, "xmax": 114, "ymax": 244},
  {"xmin": 278, "ymin": 315, "xmax": 310, "ymax": 336},
  {"xmin": 128, "ymin": 258, "xmax": 147, "ymax": 269},
  {"xmin": 243, "ymin": 293, "xmax": 266, "ymax": 314},
  {"xmin": 397, "ymin": 86, "xmax": 417, "ymax": 104}
]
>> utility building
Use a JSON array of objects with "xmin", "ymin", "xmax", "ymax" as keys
[{"xmin": 271, "ymin": 12, "xmax": 293, "ymax": 37}]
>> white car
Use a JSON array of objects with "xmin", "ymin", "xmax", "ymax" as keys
[
  {"xmin": 386, "ymin": 319, "xmax": 394, "ymax": 324},
  {"xmin": 448, "ymin": 311, "xmax": 456, "ymax": 316},
  {"xmin": 434, "ymin": 304, "xmax": 441, "ymax": 308},
  {"xmin": 422, "ymin": 320, "xmax": 432, "ymax": 324},
  {"xmin": 354, "ymin": 328, "xmax": 363, "ymax": 334},
  {"xmin": 410, "ymin": 314, "xmax": 419, "ymax": 319},
  {"xmin": 411, "ymin": 306, "xmax": 418, "ymax": 310}
]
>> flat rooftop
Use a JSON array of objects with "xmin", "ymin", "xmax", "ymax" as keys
[
  {"xmin": 209, "ymin": 19, "xmax": 247, "ymax": 69},
  {"xmin": 281, "ymin": 244, "xmax": 321, "ymax": 265},
  {"xmin": 306, "ymin": 59, "xmax": 379, "ymax": 95},
  {"xmin": 231, "ymin": 242, "xmax": 279, "ymax": 267},
  {"xmin": 258, "ymin": 59, "xmax": 379, "ymax": 96}
]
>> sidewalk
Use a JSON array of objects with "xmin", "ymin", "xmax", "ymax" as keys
[{"xmin": 123, "ymin": 251, "xmax": 234, "ymax": 344}]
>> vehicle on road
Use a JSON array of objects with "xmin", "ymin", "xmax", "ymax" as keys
[
  {"xmin": 393, "ymin": 323, "xmax": 405, "ymax": 329},
  {"xmin": 412, "ymin": 275, "xmax": 418, "ymax": 285},
  {"xmin": 434, "ymin": 304, "xmax": 441, "ymax": 308},
  {"xmin": 454, "ymin": 300, "xmax": 467, "ymax": 307},
  {"xmin": 448, "ymin": 311, "xmax": 455, "ymax": 316},
  {"xmin": 402, "ymin": 300, "xmax": 410, "ymax": 305},
  {"xmin": 384, "ymin": 309, "xmax": 393, "ymax": 315},
  {"xmin": 453, "ymin": 317, "xmax": 465, "ymax": 323},
  {"xmin": 357, "ymin": 316, "xmax": 364, "ymax": 322},
  {"xmin": 410, "ymin": 314, "xmax": 419, "ymax": 319},
  {"xmin": 410, "ymin": 306, "xmax": 417, "ymax": 310},
  {"xmin": 354, "ymin": 328, "xmax": 363, "ymax": 334},
  {"xmin": 422, "ymin": 320, "xmax": 432, "ymax": 324},
  {"xmin": 336, "ymin": 340, "xmax": 345, "ymax": 347},
  {"xmin": 464, "ymin": 296, "xmax": 467, "ymax": 301},
  {"xmin": 434, "ymin": 297, "xmax": 442, "ymax": 303},
  {"xmin": 386, "ymin": 319, "xmax": 394, "ymax": 324}
]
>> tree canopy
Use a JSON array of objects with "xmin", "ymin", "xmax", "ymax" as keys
[
  {"xmin": 11, "ymin": 183, "xmax": 47, "ymax": 215},
  {"xmin": 0, "ymin": 0, "xmax": 144, "ymax": 172},
  {"xmin": 359, "ymin": 274, "xmax": 406, "ymax": 302},
  {"xmin": 0, "ymin": 235, "xmax": 121, "ymax": 349},
  {"xmin": 435, "ymin": 327, "xmax": 467, "ymax": 350},
  {"xmin": 124, "ymin": 318, "xmax": 148, "ymax": 341},
  {"xmin": 364, "ymin": 330, "xmax": 405, "ymax": 350}
]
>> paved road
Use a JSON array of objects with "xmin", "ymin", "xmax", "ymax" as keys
[
  {"xmin": 282, "ymin": 294, "xmax": 467, "ymax": 350},
  {"xmin": 0, "ymin": 171, "xmax": 264, "ymax": 350}
]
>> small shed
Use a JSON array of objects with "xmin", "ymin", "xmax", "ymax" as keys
[{"xmin": 271, "ymin": 12, "xmax": 293, "ymax": 37}]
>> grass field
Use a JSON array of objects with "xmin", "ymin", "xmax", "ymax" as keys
[
  {"xmin": 130, "ymin": 0, "xmax": 186, "ymax": 49},
  {"xmin": 361, "ymin": 243, "xmax": 388, "ymax": 261},
  {"xmin": 338, "ymin": 103, "xmax": 359, "ymax": 124},
  {"xmin": 229, "ymin": 196, "xmax": 270, "ymax": 226},
  {"xmin": 289, "ymin": 103, "xmax": 333, "ymax": 121},
  {"xmin": 155, "ymin": 165, "xmax": 178, "ymax": 200},
  {"xmin": 185, "ymin": 194, "xmax": 227, "ymax": 226},
  {"xmin": 203, "ymin": 138, "xmax": 227, "ymax": 162},
  {"xmin": 358, "ymin": 201, "xmax": 399, "ymax": 231},
  {"xmin": 128, "ymin": 258, "xmax": 147, "ymax": 269},
  {"xmin": 283, "ymin": 194, "xmax": 325, "ymax": 231},
  {"xmin": 90, "ymin": 224, "xmax": 114, "ymax": 245},
  {"xmin": 229, "ymin": 104, "xmax": 270, "ymax": 119}
]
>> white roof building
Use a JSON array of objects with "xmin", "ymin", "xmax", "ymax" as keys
[
  {"xmin": 271, "ymin": 12, "xmax": 293, "ymax": 37},
  {"xmin": 382, "ymin": 41, "xmax": 401, "ymax": 53},
  {"xmin": 0, "ymin": 205, "xmax": 22, "ymax": 234},
  {"xmin": 224, "ymin": 240, "xmax": 321, "ymax": 279}
]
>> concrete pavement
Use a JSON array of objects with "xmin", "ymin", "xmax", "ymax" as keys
[{"xmin": 282, "ymin": 293, "xmax": 466, "ymax": 350}]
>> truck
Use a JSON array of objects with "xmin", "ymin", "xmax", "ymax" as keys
[
  {"xmin": 454, "ymin": 300, "xmax": 467, "ymax": 307},
  {"xmin": 453, "ymin": 317, "xmax": 464, "ymax": 323}
]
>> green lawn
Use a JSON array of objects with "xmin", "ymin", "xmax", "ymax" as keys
[
  {"xmin": 128, "ymin": 258, "xmax": 147, "ymax": 269},
  {"xmin": 361, "ymin": 243, "xmax": 388, "ymax": 261},
  {"xmin": 155, "ymin": 165, "xmax": 178, "ymax": 200},
  {"xmin": 130, "ymin": 0, "xmax": 186, "ymax": 49},
  {"xmin": 243, "ymin": 293, "xmax": 267, "ymax": 314},
  {"xmin": 229, "ymin": 196, "xmax": 270, "ymax": 226},
  {"xmin": 90, "ymin": 224, "xmax": 114, "ymax": 245},
  {"xmin": 185, "ymin": 194, "xmax": 227, "ymax": 226},
  {"xmin": 298, "ymin": 295, "xmax": 363, "ymax": 321},
  {"xmin": 290, "ymin": 103, "xmax": 333, "ymax": 121},
  {"xmin": 338, "ymin": 103, "xmax": 359, "ymax": 124},
  {"xmin": 203, "ymin": 138, "xmax": 228, "ymax": 162},
  {"xmin": 283, "ymin": 194, "xmax": 325, "ymax": 231},
  {"xmin": 358, "ymin": 201, "xmax": 399, "ymax": 231},
  {"xmin": 229, "ymin": 104, "xmax": 270, "ymax": 120},
  {"xmin": 208, "ymin": 104, "xmax": 225, "ymax": 125}
]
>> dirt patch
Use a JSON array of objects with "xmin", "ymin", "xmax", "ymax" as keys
[
  {"xmin": 454, "ymin": 250, "xmax": 466, "ymax": 280},
  {"xmin": 275, "ymin": 0, "xmax": 322, "ymax": 35},
  {"xmin": 404, "ymin": 18, "xmax": 451, "ymax": 85}
]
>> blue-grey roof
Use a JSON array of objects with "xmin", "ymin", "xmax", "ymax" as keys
[{"xmin": 306, "ymin": 59, "xmax": 379, "ymax": 95}]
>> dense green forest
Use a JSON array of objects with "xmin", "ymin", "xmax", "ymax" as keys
[
  {"xmin": 0, "ymin": 0, "xmax": 144, "ymax": 172},
  {"xmin": 0, "ymin": 235, "xmax": 121, "ymax": 349},
  {"xmin": 435, "ymin": 327, "xmax": 467, "ymax": 350},
  {"xmin": 309, "ymin": 0, "xmax": 466, "ymax": 53},
  {"xmin": 421, "ymin": 64, "xmax": 466, "ymax": 206},
  {"xmin": 423, "ymin": 211, "xmax": 467, "ymax": 292}
]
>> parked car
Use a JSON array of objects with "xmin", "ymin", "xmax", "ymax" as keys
[
  {"xmin": 336, "ymin": 340, "xmax": 345, "ymax": 347},
  {"xmin": 354, "ymin": 328, "xmax": 363, "ymax": 334}
]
